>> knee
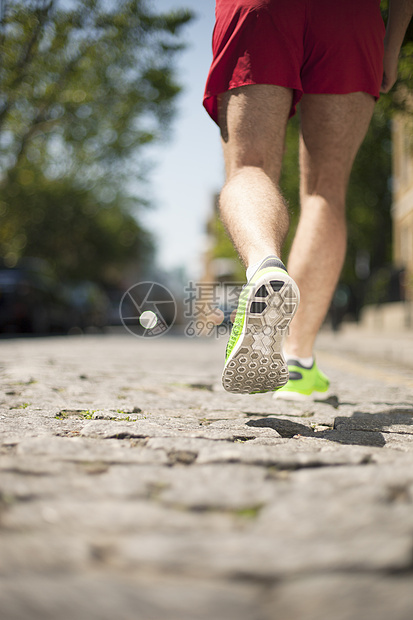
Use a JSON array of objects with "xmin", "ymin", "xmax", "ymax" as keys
[
  {"xmin": 302, "ymin": 190, "xmax": 346, "ymax": 218},
  {"xmin": 223, "ymin": 145, "xmax": 283, "ymax": 182},
  {"xmin": 224, "ymin": 162, "xmax": 282, "ymax": 188},
  {"xmin": 301, "ymin": 165, "xmax": 350, "ymax": 210},
  {"xmin": 302, "ymin": 173, "xmax": 347, "ymax": 210},
  {"xmin": 226, "ymin": 153, "xmax": 268, "ymax": 177}
]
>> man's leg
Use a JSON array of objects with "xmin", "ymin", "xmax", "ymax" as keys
[
  {"xmin": 285, "ymin": 92, "xmax": 375, "ymax": 358},
  {"xmin": 218, "ymin": 84, "xmax": 301, "ymax": 394},
  {"xmin": 218, "ymin": 84, "xmax": 292, "ymax": 267}
]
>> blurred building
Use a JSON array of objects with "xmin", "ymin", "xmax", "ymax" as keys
[
  {"xmin": 392, "ymin": 114, "xmax": 413, "ymax": 301},
  {"xmin": 361, "ymin": 113, "xmax": 413, "ymax": 331}
]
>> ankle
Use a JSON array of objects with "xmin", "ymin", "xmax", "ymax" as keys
[
  {"xmin": 246, "ymin": 254, "xmax": 284, "ymax": 281},
  {"xmin": 284, "ymin": 351, "xmax": 314, "ymax": 368}
]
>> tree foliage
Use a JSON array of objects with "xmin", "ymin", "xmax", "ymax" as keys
[
  {"xmin": 0, "ymin": 0, "xmax": 192, "ymax": 282},
  {"xmin": 380, "ymin": 0, "xmax": 413, "ymax": 115},
  {"xmin": 0, "ymin": 170, "xmax": 154, "ymax": 282}
]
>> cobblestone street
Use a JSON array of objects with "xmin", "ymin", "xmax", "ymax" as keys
[{"xmin": 1, "ymin": 328, "xmax": 413, "ymax": 620}]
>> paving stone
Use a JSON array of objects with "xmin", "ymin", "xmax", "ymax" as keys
[
  {"xmin": 1, "ymin": 461, "xmax": 192, "ymax": 504},
  {"xmin": 1, "ymin": 499, "xmax": 237, "ymax": 534},
  {"xmin": 156, "ymin": 463, "xmax": 278, "ymax": 509},
  {"xmin": 264, "ymin": 573, "xmax": 413, "ymax": 620},
  {"xmin": 256, "ymin": 465, "xmax": 413, "ymax": 540},
  {"xmin": 112, "ymin": 529, "xmax": 413, "ymax": 576},
  {"xmin": 195, "ymin": 439, "xmax": 382, "ymax": 467},
  {"xmin": 80, "ymin": 419, "xmax": 198, "ymax": 439},
  {"xmin": 333, "ymin": 409, "xmax": 413, "ymax": 434},
  {"xmin": 0, "ymin": 573, "xmax": 263, "ymax": 620},
  {"xmin": 14, "ymin": 436, "xmax": 168, "ymax": 464},
  {"xmin": 0, "ymin": 455, "xmax": 79, "ymax": 476},
  {"xmin": 79, "ymin": 418, "xmax": 276, "ymax": 442},
  {"xmin": 0, "ymin": 533, "xmax": 92, "ymax": 574}
]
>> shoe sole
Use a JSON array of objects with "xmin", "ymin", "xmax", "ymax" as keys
[{"xmin": 222, "ymin": 272, "xmax": 300, "ymax": 394}]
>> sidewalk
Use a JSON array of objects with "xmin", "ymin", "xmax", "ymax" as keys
[
  {"xmin": 317, "ymin": 322, "xmax": 413, "ymax": 369},
  {"xmin": 0, "ymin": 329, "xmax": 412, "ymax": 620}
]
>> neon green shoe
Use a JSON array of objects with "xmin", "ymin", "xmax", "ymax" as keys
[
  {"xmin": 273, "ymin": 359, "xmax": 330, "ymax": 401},
  {"xmin": 222, "ymin": 257, "xmax": 300, "ymax": 394}
]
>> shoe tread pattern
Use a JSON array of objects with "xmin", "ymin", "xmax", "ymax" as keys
[{"xmin": 222, "ymin": 273, "xmax": 299, "ymax": 394}]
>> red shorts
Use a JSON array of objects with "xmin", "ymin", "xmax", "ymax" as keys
[{"xmin": 203, "ymin": 0, "xmax": 385, "ymax": 124}]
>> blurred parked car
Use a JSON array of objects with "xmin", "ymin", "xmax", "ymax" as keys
[
  {"xmin": 63, "ymin": 281, "xmax": 109, "ymax": 330},
  {"xmin": 0, "ymin": 258, "xmax": 109, "ymax": 334}
]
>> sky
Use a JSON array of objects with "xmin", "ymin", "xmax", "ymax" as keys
[{"xmin": 140, "ymin": 0, "xmax": 223, "ymax": 279}]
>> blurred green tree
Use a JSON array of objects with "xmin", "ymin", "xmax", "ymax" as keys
[
  {"xmin": 0, "ymin": 172, "xmax": 154, "ymax": 282},
  {"xmin": 0, "ymin": 0, "xmax": 192, "ymax": 282}
]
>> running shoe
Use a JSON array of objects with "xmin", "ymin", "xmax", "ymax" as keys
[
  {"xmin": 222, "ymin": 257, "xmax": 300, "ymax": 394},
  {"xmin": 273, "ymin": 359, "xmax": 330, "ymax": 401}
]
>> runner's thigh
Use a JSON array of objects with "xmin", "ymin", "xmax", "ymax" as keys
[
  {"xmin": 218, "ymin": 84, "xmax": 293, "ymax": 181},
  {"xmin": 299, "ymin": 93, "xmax": 375, "ymax": 197}
]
